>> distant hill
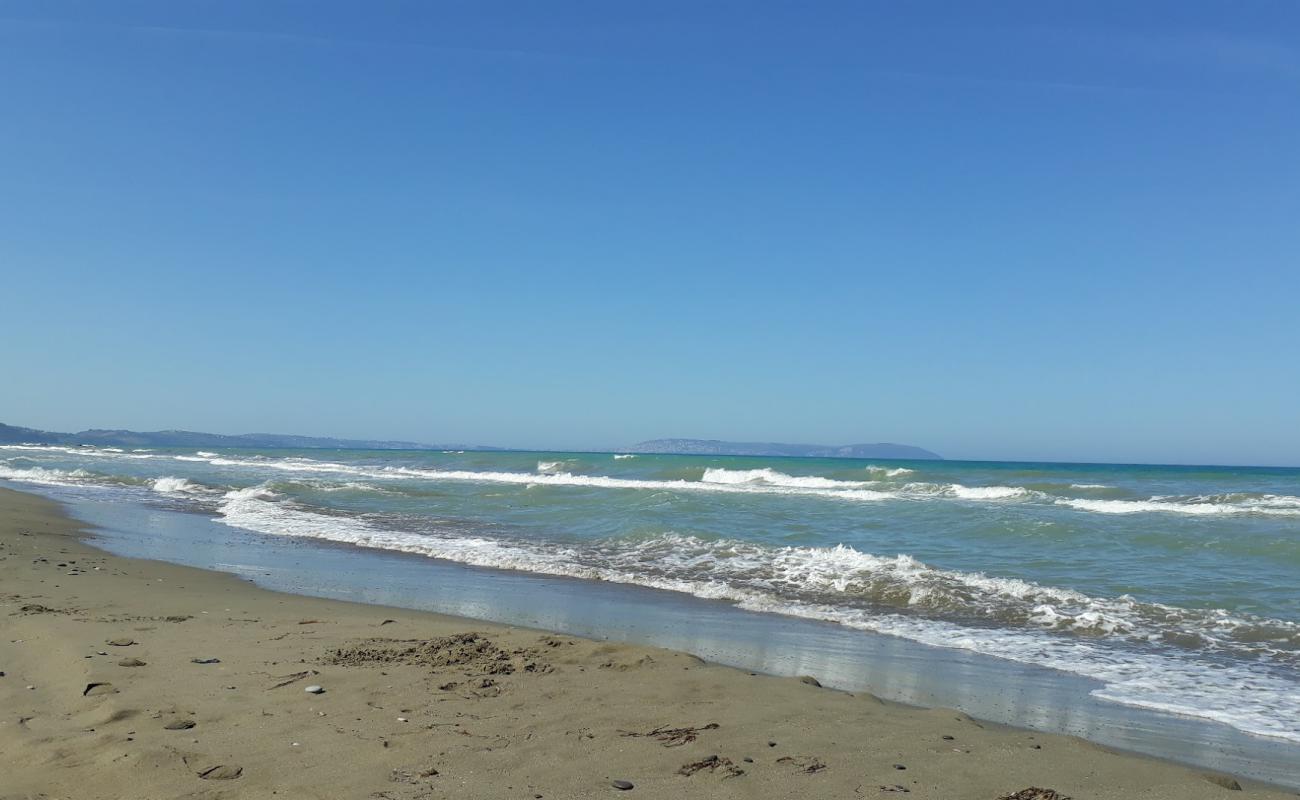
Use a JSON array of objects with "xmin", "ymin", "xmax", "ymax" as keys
[
  {"xmin": 0, "ymin": 422, "xmax": 493, "ymax": 452},
  {"xmin": 627, "ymin": 438, "xmax": 942, "ymax": 460}
]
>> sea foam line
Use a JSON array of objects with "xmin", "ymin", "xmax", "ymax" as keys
[{"xmin": 213, "ymin": 489, "xmax": 1300, "ymax": 744}]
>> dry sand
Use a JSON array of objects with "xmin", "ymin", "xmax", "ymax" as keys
[{"xmin": 0, "ymin": 486, "xmax": 1289, "ymax": 799}]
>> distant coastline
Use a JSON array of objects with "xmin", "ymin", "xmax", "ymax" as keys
[
  {"xmin": 0, "ymin": 422, "xmax": 940, "ymax": 460},
  {"xmin": 0, "ymin": 422, "xmax": 492, "ymax": 453}
]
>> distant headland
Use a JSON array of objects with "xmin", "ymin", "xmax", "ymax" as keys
[{"xmin": 1, "ymin": 422, "xmax": 940, "ymax": 460}]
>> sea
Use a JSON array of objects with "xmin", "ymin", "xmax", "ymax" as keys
[{"xmin": 3, "ymin": 444, "xmax": 1298, "ymax": 781}]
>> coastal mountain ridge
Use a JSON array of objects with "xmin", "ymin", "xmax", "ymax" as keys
[
  {"xmin": 1, "ymin": 423, "xmax": 940, "ymax": 460},
  {"xmin": 0, "ymin": 422, "xmax": 492, "ymax": 452},
  {"xmin": 627, "ymin": 438, "xmax": 942, "ymax": 460}
]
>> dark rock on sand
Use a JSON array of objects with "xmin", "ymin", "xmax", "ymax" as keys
[
  {"xmin": 164, "ymin": 719, "xmax": 196, "ymax": 730},
  {"xmin": 1202, "ymin": 773, "xmax": 1243, "ymax": 791},
  {"xmin": 190, "ymin": 657, "xmax": 220, "ymax": 664},
  {"xmin": 997, "ymin": 789, "xmax": 1071, "ymax": 800},
  {"xmin": 118, "ymin": 658, "xmax": 146, "ymax": 667},
  {"xmin": 198, "ymin": 764, "xmax": 243, "ymax": 780},
  {"xmin": 106, "ymin": 638, "xmax": 135, "ymax": 646},
  {"xmin": 611, "ymin": 779, "xmax": 634, "ymax": 790}
]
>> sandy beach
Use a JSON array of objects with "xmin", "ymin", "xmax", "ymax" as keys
[{"xmin": 0, "ymin": 486, "xmax": 1289, "ymax": 799}]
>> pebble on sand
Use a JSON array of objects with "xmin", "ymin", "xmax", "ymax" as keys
[
  {"xmin": 118, "ymin": 658, "xmax": 147, "ymax": 667},
  {"xmin": 305, "ymin": 684, "xmax": 325, "ymax": 694},
  {"xmin": 198, "ymin": 764, "xmax": 243, "ymax": 780},
  {"xmin": 106, "ymin": 638, "xmax": 135, "ymax": 647},
  {"xmin": 611, "ymin": 779, "xmax": 634, "ymax": 790},
  {"xmin": 190, "ymin": 657, "xmax": 221, "ymax": 664},
  {"xmin": 164, "ymin": 719, "xmax": 197, "ymax": 730}
]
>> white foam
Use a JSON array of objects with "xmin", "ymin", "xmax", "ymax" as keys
[
  {"xmin": 701, "ymin": 467, "xmax": 868, "ymax": 490},
  {"xmin": 150, "ymin": 476, "xmax": 205, "ymax": 494},
  {"xmin": 1070, "ymin": 483, "xmax": 1112, "ymax": 489},
  {"xmin": 212, "ymin": 493, "xmax": 1300, "ymax": 744},
  {"xmin": 536, "ymin": 461, "xmax": 568, "ymax": 474},
  {"xmin": 0, "ymin": 464, "xmax": 96, "ymax": 486},
  {"xmin": 948, "ymin": 484, "xmax": 1028, "ymax": 500},
  {"xmin": 1059, "ymin": 497, "xmax": 1300, "ymax": 517},
  {"xmin": 866, "ymin": 465, "xmax": 914, "ymax": 477},
  {"xmin": 165, "ymin": 453, "xmax": 905, "ymax": 502},
  {"xmin": 0, "ymin": 444, "xmax": 157, "ymax": 460},
  {"xmin": 613, "ymin": 454, "xmax": 636, "ymax": 459}
]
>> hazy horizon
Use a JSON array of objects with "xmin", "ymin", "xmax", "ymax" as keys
[{"xmin": 8, "ymin": 416, "xmax": 1300, "ymax": 469}]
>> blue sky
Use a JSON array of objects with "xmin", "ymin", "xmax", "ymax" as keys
[{"xmin": 2, "ymin": 2, "xmax": 1298, "ymax": 465}]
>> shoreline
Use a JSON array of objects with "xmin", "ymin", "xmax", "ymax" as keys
[{"xmin": 1, "ymin": 486, "xmax": 1292, "ymax": 798}]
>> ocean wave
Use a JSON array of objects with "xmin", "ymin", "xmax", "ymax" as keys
[
  {"xmin": 0, "ymin": 444, "xmax": 158, "ymax": 460},
  {"xmin": 613, "ymin": 454, "xmax": 636, "ymax": 459},
  {"xmin": 947, "ymin": 484, "xmax": 1028, "ymax": 500},
  {"xmin": 212, "ymin": 491, "xmax": 1300, "ymax": 743},
  {"xmin": 701, "ymin": 467, "xmax": 868, "ymax": 490},
  {"xmin": 1059, "ymin": 497, "xmax": 1300, "ymax": 517},
  {"xmin": 536, "ymin": 460, "xmax": 570, "ymax": 474},
  {"xmin": 866, "ymin": 465, "xmax": 914, "ymax": 477},
  {"xmin": 150, "ymin": 476, "xmax": 207, "ymax": 494},
  {"xmin": 0, "ymin": 464, "xmax": 97, "ymax": 486},
  {"xmin": 155, "ymin": 454, "xmax": 906, "ymax": 502}
]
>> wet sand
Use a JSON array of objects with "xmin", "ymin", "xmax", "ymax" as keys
[{"xmin": 0, "ymin": 487, "xmax": 1289, "ymax": 799}]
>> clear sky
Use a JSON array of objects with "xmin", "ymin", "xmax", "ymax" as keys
[{"xmin": 2, "ymin": 2, "xmax": 1298, "ymax": 465}]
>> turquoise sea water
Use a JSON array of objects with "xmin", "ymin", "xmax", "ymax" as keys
[{"xmin": 3, "ymin": 444, "xmax": 1298, "ymax": 745}]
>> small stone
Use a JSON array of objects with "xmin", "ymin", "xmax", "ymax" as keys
[
  {"xmin": 190, "ymin": 657, "xmax": 221, "ymax": 664},
  {"xmin": 165, "ymin": 719, "xmax": 196, "ymax": 730},
  {"xmin": 893, "ymin": 763, "xmax": 907, "ymax": 770},
  {"xmin": 397, "ymin": 717, "xmax": 408, "ymax": 722},
  {"xmin": 118, "ymin": 658, "xmax": 147, "ymax": 667},
  {"xmin": 767, "ymin": 741, "xmax": 777, "ymax": 747},
  {"xmin": 611, "ymin": 779, "xmax": 634, "ymax": 790},
  {"xmin": 106, "ymin": 638, "xmax": 135, "ymax": 647},
  {"xmin": 942, "ymin": 735, "xmax": 955, "ymax": 740},
  {"xmin": 304, "ymin": 685, "xmax": 325, "ymax": 694},
  {"xmin": 198, "ymin": 764, "xmax": 243, "ymax": 780},
  {"xmin": 742, "ymin": 757, "xmax": 753, "ymax": 763},
  {"xmin": 1202, "ymin": 773, "xmax": 1243, "ymax": 791}
]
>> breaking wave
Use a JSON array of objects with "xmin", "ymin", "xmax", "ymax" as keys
[
  {"xmin": 150, "ymin": 476, "xmax": 207, "ymax": 494},
  {"xmin": 212, "ymin": 488, "xmax": 1300, "ymax": 743}
]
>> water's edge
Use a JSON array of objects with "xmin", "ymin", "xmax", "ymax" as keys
[{"xmin": 13, "ymin": 481, "xmax": 1297, "ymax": 790}]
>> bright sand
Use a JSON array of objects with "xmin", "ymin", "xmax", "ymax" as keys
[{"xmin": 0, "ymin": 487, "xmax": 1289, "ymax": 799}]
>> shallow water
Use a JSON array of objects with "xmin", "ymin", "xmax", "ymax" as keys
[{"xmin": 2, "ymin": 444, "xmax": 1298, "ymax": 756}]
